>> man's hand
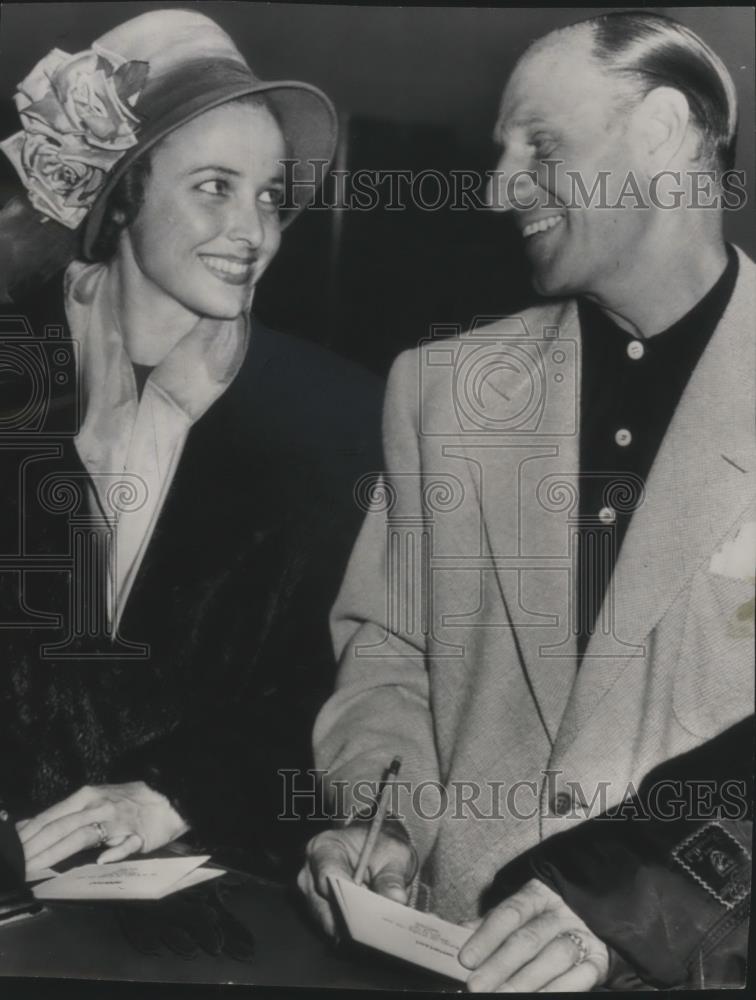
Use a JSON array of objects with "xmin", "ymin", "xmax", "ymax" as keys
[
  {"xmin": 17, "ymin": 782, "xmax": 189, "ymax": 873},
  {"xmin": 297, "ymin": 823, "xmax": 416, "ymax": 937},
  {"xmin": 458, "ymin": 878, "xmax": 610, "ymax": 993}
]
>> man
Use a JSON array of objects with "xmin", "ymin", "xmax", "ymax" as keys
[{"xmin": 299, "ymin": 11, "xmax": 754, "ymax": 991}]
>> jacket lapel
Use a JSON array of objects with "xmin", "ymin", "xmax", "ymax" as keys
[
  {"xmin": 463, "ymin": 301, "xmax": 581, "ymax": 741},
  {"xmin": 118, "ymin": 316, "xmax": 283, "ymax": 628},
  {"xmin": 557, "ymin": 249, "xmax": 756, "ymax": 749}
]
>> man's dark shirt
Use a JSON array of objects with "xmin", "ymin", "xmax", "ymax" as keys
[{"xmin": 576, "ymin": 245, "xmax": 739, "ymax": 658}]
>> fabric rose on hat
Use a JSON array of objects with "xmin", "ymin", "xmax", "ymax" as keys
[
  {"xmin": 16, "ymin": 132, "xmax": 109, "ymax": 225},
  {"xmin": 0, "ymin": 45, "xmax": 148, "ymax": 228},
  {"xmin": 18, "ymin": 46, "xmax": 147, "ymax": 151}
]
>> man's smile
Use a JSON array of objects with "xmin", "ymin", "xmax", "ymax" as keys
[{"xmin": 521, "ymin": 213, "xmax": 565, "ymax": 239}]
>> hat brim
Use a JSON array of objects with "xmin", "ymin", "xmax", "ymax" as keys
[{"xmin": 81, "ymin": 72, "xmax": 337, "ymax": 260}]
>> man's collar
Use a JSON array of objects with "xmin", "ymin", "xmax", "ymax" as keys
[{"xmin": 577, "ymin": 244, "xmax": 739, "ymax": 351}]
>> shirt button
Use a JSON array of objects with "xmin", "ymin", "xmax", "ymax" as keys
[
  {"xmin": 615, "ymin": 428, "xmax": 632, "ymax": 447},
  {"xmin": 598, "ymin": 506, "xmax": 616, "ymax": 524},
  {"xmin": 627, "ymin": 340, "xmax": 645, "ymax": 360}
]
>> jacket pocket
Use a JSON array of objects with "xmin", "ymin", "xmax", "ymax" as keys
[{"xmin": 672, "ymin": 570, "xmax": 754, "ymax": 739}]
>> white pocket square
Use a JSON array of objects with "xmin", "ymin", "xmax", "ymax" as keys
[{"xmin": 708, "ymin": 521, "xmax": 756, "ymax": 581}]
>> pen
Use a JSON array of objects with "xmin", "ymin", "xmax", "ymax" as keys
[{"xmin": 352, "ymin": 756, "xmax": 402, "ymax": 887}]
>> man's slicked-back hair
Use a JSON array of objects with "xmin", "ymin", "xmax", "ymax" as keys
[{"xmin": 582, "ymin": 10, "xmax": 738, "ymax": 171}]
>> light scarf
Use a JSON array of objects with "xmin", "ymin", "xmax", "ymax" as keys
[{"xmin": 64, "ymin": 259, "xmax": 249, "ymax": 633}]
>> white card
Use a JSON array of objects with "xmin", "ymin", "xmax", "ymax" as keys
[
  {"xmin": 32, "ymin": 855, "xmax": 219, "ymax": 900},
  {"xmin": 329, "ymin": 876, "xmax": 472, "ymax": 983},
  {"xmin": 25, "ymin": 866, "xmax": 59, "ymax": 883},
  {"xmin": 168, "ymin": 866, "xmax": 224, "ymax": 893}
]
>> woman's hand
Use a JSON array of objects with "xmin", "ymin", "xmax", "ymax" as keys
[
  {"xmin": 458, "ymin": 878, "xmax": 610, "ymax": 992},
  {"xmin": 17, "ymin": 782, "xmax": 190, "ymax": 872}
]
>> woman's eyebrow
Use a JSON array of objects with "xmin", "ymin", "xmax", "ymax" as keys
[{"xmin": 187, "ymin": 165, "xmax": 242, "ymax": 176}]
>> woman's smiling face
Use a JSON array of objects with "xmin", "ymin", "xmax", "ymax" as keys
[{"xmin": 123, "ymin": 99, "xmax": 285, "ymax": 320}]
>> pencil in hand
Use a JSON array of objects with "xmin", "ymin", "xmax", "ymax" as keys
[{"xmin": 353, "ymin": 756, "xmax": 402, "ymax": 887}]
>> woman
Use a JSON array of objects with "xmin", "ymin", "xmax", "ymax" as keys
[{"xmin": 0, "ymin": 10, "xmax": 382, "ymax": 876}]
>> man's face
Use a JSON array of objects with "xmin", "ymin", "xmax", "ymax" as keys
[
  {"xmin": 492, "ymin": 32, "xmax": 650, "ymax": 299},
  {"xmin": 125, "ymin": 100, "xmax": 285, "ymax": 321}
]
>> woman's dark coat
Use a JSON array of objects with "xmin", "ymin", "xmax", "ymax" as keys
[{"xmin": 0, "ymin": 275, "xmax": 384, "ymax": 875}]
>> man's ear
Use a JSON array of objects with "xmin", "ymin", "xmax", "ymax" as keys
[{"xmin": 633, "ymin": 86, "xmax": 692, "ymax": 172}]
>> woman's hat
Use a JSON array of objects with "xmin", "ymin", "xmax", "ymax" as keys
[{"xmin": 0, "ymin": 8, "xmax": 337, "ymax": 265}]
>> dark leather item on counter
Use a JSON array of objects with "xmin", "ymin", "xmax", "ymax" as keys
[
  {"xmin": 115, "ymin": 878, "xmax": 255, "ymax": 962},
  {"xmin": 0, "ymin": 806, "xmax": 42, "ymax": 925},
  {"xmin": 485, "ymin": 716, "xmax": 753, "ymax": 989}
]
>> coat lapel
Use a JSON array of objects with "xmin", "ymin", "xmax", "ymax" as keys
[
  {"xmin": 557, "ymin": 249, "xmax": 756, "ymax": 749},
  {"xmin": 462, "ymin": 301, "xmax": 581, "ymax": 741},
  {"xmin": 118, "ymin": 316, "xmax": 282, "ymax": 628}
]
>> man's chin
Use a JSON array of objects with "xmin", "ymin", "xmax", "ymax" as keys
[{"xmin": 530, "ymin": 264, "xmax": 575, "ymax": 299}]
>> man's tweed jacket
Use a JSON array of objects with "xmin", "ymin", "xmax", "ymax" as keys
[{"xmin": 314, "ymin": 247, "xmax": 755, "ymax": 922}]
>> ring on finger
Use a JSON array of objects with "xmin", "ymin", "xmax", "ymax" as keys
[
  {"xmin": 559, "ymin": 930, "xmax": 589, "ymax": 967},
  {"xmin": 92, "ymin": 821, "xmax": 108, "ymax": 847}
]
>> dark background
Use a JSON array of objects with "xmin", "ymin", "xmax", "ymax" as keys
[{"xmin": 0, "ymin": 2, "xmax": 753, "ymax": 375}]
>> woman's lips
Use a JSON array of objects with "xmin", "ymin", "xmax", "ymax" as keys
[{"xmin": 199, "ymin": 254, "xmax": 254, "ymax": 285}]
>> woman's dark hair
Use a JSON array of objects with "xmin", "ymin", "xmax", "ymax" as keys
[
  {"xmin": 586, "ymin": 11, "xmax": 738, "ymax": 171},
  {"xmin": 86, "ymin": 93, "xmax": 282, "ymax": 263},
  {"xmin": 86, "ymin": 153, "xmax": 152, "ymax": 262}
]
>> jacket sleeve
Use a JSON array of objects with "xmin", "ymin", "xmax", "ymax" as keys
[
  {"xmin": 313, "ymin": 347, "xmax": 443, "ymax": 867},
  {"xmin": 111, "ymin": 627, "xmax": 333, "ymax": 875},
  {"xmin": 484, "ymin": 716, "xmax": 754, "ymax": 989}
]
